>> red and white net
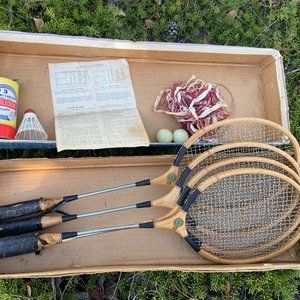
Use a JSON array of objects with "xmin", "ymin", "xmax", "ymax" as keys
[{"xmin": 154, "ymin": 75, "xmax": 230, "ymax": 135}]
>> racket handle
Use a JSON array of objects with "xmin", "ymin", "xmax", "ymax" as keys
[
  {"xmin": 0, "ymin": 215, "xmax": 64, "ymax": 237},
  {"xmin": 0, "ymin": 198, "xmax": 62, "ymax": 221},
  {"xmin": 0, "ymin": 232, "xmax": 64, "ymax": 258},
  {"xmin": 0, "ymin": 233, "xmax": 41, "ymax": 258}
]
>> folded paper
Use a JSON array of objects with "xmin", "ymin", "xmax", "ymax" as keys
[{"xmin": 49, "ymin": 59, "xmax": 149, "ymax": 151}]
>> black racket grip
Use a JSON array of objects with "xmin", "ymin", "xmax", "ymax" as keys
[
  {"xmin": 0, "ymin": 233, "xmax": 41, "ymax": 258},
  {"xmin": 0, "ymin": 198, "xmax": 42, "ymax": 221},
  {"xmin": 0, "ymin": 216, "xmax": 43, "ymax": 237},
  {"xmin": 0, "ymin": 197, "xmax": 62, "ymax": 221}
]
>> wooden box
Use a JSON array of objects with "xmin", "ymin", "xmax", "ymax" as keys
[{"xmin": 0, "ymin": 31, "xmax": 289, "ymax": 149}]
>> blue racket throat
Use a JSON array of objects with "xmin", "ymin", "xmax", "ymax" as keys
[
  {"xmin": 173, "ymin": 145, "xmax": 188, "ymax": 167},
  {"xmin": 184, "ymin": 232, "xmax": 202, "ymax": 252},
  {"xmin": 176, "ymin": 167, "xmax": 192, "ymax": 188},
  {"xmin": 183, "ymin": 189, "xmax": 201, "ymax": 212}
]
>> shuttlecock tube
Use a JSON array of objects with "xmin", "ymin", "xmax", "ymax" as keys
[{"xmin": 15, "ymin": 109, "xmax": 48, "ymax": 140}]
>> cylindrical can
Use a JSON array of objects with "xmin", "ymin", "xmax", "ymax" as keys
[{"xmin": 0, "ymin": 77, "xmax": 19, "ymax": 139}]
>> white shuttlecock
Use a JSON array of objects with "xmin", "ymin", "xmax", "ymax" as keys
[{"xmin": 15, "ymin": 109, "xmax": 48, "ymax": 140}]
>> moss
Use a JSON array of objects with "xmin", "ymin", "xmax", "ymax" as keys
[
  {"xmin": 0, "ymin": 278, "xmax": 52, "ymax": 299},
  {"xmin": 0, "ymin": 0, "xmax": 299, "ymax": 298},
  {"xmin": 114, "ymin": 270, "xmax": 300, "ymax": 299},
  {"xmin": 0, "ymin": 270, "xmax": 298, "ymax": 299}
]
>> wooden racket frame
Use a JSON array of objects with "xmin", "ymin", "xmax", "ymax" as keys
[
  {"xmin": 4, "ymin": 148, "xmax": 297, "ymax": 238},
  {"xmin": 153, "ymin": 168, "xmax": 300, "ymax": 264},
  {"xmin": 2, "ymin": 167, "xmax": 299, "ymax": 262},
  {"xmin": 12, "ymin": 136, "xmax": 300, "ymax": 218},
  {"xmin": 46, "ymin": 153, "xmax": 300, "ymax": 229},
  {"xmin": 39, "ymin": 154, "xmax": 300, "ymax": 231},
  {"xmin": 155, "ymin": 144, "xmax": 300, "ymax": 222},
  {"xmin": 185, "ymin": 118, "xmax": 300, "ymax": 163},
  {"xmin": 1, "ymin": 118, "xmax": 296, "ymax": 223},
  {"xmin": 203, "ymin": 207, "xmax": 300, "ymax": 256},
  {"xmin": 152, "ymin": 118, "xmax": 300, "ymax": 186}
]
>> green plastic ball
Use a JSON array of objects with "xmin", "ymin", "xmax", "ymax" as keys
[
  {"xmin": 156, "ymin": 129, "xmax": 173, "ymax": 143},
  {"xmin": 173, "ymin": 129, "xmax": 189, "ymax": 143}
]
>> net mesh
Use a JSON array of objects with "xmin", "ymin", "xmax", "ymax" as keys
[
  {"xmin": 178, "ymin": 122, "xmax": 297, "ymax": 173},
  {"xmin": 186, "ymin": 172, "xmax": 300, "ymax": 260}
]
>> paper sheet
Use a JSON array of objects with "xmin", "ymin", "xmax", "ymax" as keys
[{"xmin": 49, "ymin": 59, "xmax": 150, "ymax": 151}]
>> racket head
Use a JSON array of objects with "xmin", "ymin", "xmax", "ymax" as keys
[
  {"xmin": 182, "ymin": 141, "xmax": 300, "ymax": 190},
  {"xmin": 155, "ymin": 155, "xmax": 300, "ymax": 221},
  {"xmin": 154, "ymin": 168, "xmax": 300, "ymax": 264},
  {"xmin": 180, "ymin": 168, "xmax": 300, "ymax": 264},
  {"xmin": 152, "ymin": 118, "xmax": 299, "ymax": 186},
  {"xmin": 175, "ymin": 118, "xmax": 300, "ymax": 171},
  {"xmin": 179, "ymin": 155, "xmax": 300, "ymax": 206}
]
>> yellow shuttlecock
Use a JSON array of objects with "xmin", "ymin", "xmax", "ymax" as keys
[{"xmin": 15, "ymin": 109, "xmax": 48, "ymax": 140}]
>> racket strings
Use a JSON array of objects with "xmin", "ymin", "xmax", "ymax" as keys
[
  {"xmin": 194, "ymin": 174, "xmax": 295, "ymax": 227},
  {"xmin": 189, "ymin": 215, "xmax": 299, "ymax": 259},
  {"xmin": 199, "ymin": 122, "xmax": 291, "ymax": 144},
  {"xmin": 198, "ymin": 161, "xmax": 297, "ymax": 191},
  {"xmin": 178, "ymin": 120, "xmax": 297, "ymax": 171},
  {"xmin": 180, "ymin": 146, "xmax": 297, "ymax": 187},
  {"xmin": 202, "ymin": 226, "xmax": 299, "ymax": 257},
  {"xmin": 179, "ymin": 159, "xmax": 299, "ymax": 219},
  {"xmin": 190, "ymin": 188, "xmax": 298, "ymax": 236},
  {"xmin": 200, "ymin": 212, "xmax": 299, "ymax": 256},
  {"xmin": 185, "ymin": 173, "xmax": 300, "ymax": 259}
]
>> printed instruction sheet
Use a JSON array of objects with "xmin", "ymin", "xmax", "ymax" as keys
[{"xmin": 49, "ymin": 59, "xmax": 150, "ymax": 151}]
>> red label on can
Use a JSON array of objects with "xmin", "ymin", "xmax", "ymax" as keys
[
  {"xmin": 0, "ymin": 81, "xmax": 18, "ymax": 139},
  {"xmin": 0, "ymin": 98, "xmax": 17, "ymax": 110}
]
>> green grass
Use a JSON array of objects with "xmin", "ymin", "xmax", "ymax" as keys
[
  {"xmin": 0, "ymin": 271, "xmax": 299, "ymax": 299},
  {"xmin": 0, "ymin": 0, "xmax": 299, "ymax": 299}
]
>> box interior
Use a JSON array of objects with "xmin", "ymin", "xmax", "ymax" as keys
[
  {"xmin": 0, "ymin": 37, "xmax": 284, "ymax": 143},
  {"xmin": 0, "ymin": 156, "xmax": 298, "ymax": 277}
]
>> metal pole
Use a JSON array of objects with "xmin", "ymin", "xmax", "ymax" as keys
[
  {"xmin": 77, "ymin": 224, "xmax": 139, "ymax": 238},
  {"xmin": 77, "ymin": 183, "xmax": 137, "ymax": 199},
  {"xmin": 77, "ymin": 204, "xmax": 137, "ymax": 219}
]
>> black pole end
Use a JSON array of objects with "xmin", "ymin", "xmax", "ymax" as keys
[
  {"xmin": 135, "ymin": 179, "xmax": 151, "ymax": 187},
  {"xmin": 62, "ymin": 214, "xmax": 78, "ymax": 222},
  {"xmin": 177, "ymin": 186, "xmax": 191, "ymax": 207},
  {"xmin": 173, "ymin": 146, "xmax": 187, "ymax": 167},
  {"xmin": 139, "ymin": 221, "xmax": 154, "ymax": 228},
  {"xmin": 136, "ymin": 201, "xmax": 152, "ymax": 208},
  {"xmin": 63, "ymin": 195, "xmax": 78, "ymax": 203},
  {"xmin": 61, "ymin": 232, "xmax": 78, "ymax": 240},
  {"xmin": 183, "ymin": 189, "xmax": 201, "ymax": 212}
]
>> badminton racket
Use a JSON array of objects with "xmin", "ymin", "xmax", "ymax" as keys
[
  {"xmin": 0, "ymin": 168, "xmax": 299, "ymax": 264},
  {"xmin": 0, "ymin": 140, "xmax": 298, "ymax": 223},
  {"xmin": 0, "ymin": 118, "xmax": 298, "ymax": 220},
  {"xmin": 0, "ymin": 138, "xmax": 299, "ymax": 235}
]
